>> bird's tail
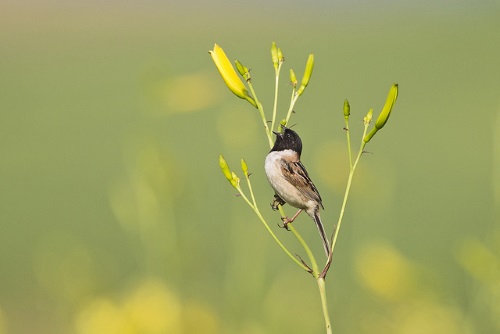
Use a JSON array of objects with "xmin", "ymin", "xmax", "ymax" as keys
[{"xmin": 313, "ymin": 213, "xmax": 331, "ymax": 257}]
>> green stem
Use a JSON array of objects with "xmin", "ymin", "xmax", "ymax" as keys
[
  {"xmin": 285, "ymin": 90, "xmax": 299, "ymax": 125},
  {"xmin": 236, "ymin": 186, "xmax": 310, "ymax": 272},
  {"xmin": 277, "ymin": 205, "xmax": 318, "ymax": 275},
  {"xmin": 253, "ymin": 207, "xmax": 309, "ymax": 272},
  {"xmin": 315, "ymin": 119, "xmax": 370, "ymax": 331},
  {"xmin": 317, "ymin": 277, "xmax": 332, "ymax": 334},
  {"xmin": 245, "ymin": 169, "xmax": 258, "ymax": 207},
  {"xmin": 271, "ymin": 62, "xmax": 283, "ymax": 134},
  {"xmin": 247, "ymin": 81, "xmax": 273, "ymax": 147},
  {"xmin": 329, "ymin": 122, "xmax": 369, "ymax": 255},
  {"xmin": 289, "ymin": 223, "xmax": 319, "ymax": 275},
  {"xmin": 344, "ymin": 117, "xmax": 353, "ymax": 169}
]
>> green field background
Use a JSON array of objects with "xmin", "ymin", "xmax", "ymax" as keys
[{"xmin": 1, "ymin": 1, "xmax": 500, "ymax": 333}]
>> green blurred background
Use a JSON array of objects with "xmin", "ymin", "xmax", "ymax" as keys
[{"xmin": 1, "ymin": 0, "xmax": 500, "ymax": 333}]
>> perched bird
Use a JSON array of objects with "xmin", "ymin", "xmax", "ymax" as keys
[{"xmin": 265, "ymin": 126, "xmax": 330, "ymax": 256}]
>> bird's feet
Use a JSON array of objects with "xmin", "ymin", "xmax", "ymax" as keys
[
  {"xmin": 270, "ymin": 194, "xmax": 286, "ymax": 211},
  {"xmin": 278, "ymin": 216, "xmax": 293, "ymax": 230},
  {"xmin": 277, "ymin": 208, "xmax": 304, "ymax": 230}
]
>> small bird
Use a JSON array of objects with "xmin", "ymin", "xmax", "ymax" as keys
[{"xmin": 265, "ymin": 126, "xmax": 331, "ymax": 257}]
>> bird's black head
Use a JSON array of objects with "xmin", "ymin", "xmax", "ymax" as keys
[{"xmin": 270, "ymin": 126, "xmax": 303, "ymax": 155}]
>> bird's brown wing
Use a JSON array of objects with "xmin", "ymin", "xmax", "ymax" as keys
[{"xmin": 281, "ymin": 159, "xmax": 323, "ymax": 209}]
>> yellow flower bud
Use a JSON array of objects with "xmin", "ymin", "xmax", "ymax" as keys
[
  {"xmin": 364, "ymin": 84, "xmax": 399, "ymax": 143},
  {"xmin": 343, "ymin": 99, "xmax": 350, "ymax": 119},
  {"xmin": 231, "ymin": 172, "xmax": 240, "ymax": 187},
  {"xmin": 375, "ymin": 84, "xmax": 398, "ymax": 130},
  {"xmin": 219, "ymin": 155, "xmax": 237, "ymax": 188},
  {"xmin": 219, "ymin": 155, "xmax": 232, "ymax": 179},
  {"xmin": 209, "ymin": 44, "xmax": 257, "ymax": 108},
  {"xmin": 277, "ymin": 48, "xmax": 283, "ymax": 62},
  {"xmin": 235, "ymin": 60, "xmax": 248, "ymax": 77},
  {"xmin": 364, "ymin": 108, "xmax": 373, "ymax": 125},
  {"xmin": 290, "ymin": 69, "xmax": 297, "ymax": 87},
  {"xmin": 363, "ymin": 110, "xmax": 376, "ymax": 143},
  {"xmin": 363, "ymin": 109, "xmax": 378, "ymax": 143},
  {"xmin": 296, "ymin": 53, "xmax": 314, "ymax": 96},
  {"xmin": 241, "ymin": 159, "xmax": 249, "ymax": 177},
  {"xmin": 271, "ymin": 42, "xmax": 279, "ymax": 69}
]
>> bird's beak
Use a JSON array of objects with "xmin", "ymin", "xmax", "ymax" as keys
[{"xmin": 272, "ymin": 130, "xmax": 281, "ymax": 136}]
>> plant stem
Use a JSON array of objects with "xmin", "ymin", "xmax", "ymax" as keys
[
  {"xmin": 317, "ymin": 277, "xmax": 332, "ymax": 334},
  {"xmin": 315, "ymin": 118, "xmax": 370, "ymax": 331},
  {"xmin": 277, "ymin": 205, "xmax": 318, "ymax": 275},
  {"xmin": 254, "ymin": 206, "xmax": 309, "ymax": 271},
  {"xmin": 247, "ymin": 81, "xmax": 273, "ymax": 147},
  {"xmin": 285, "ymin": 91, "xmax": 299, "ymax": 125},
  {"xmin": 329, "ymin": 122, "xmax": 369, "ymax": 258},
  {"xmin": 344, "ymin": 117, "xmax": 353, "ymax": 169},
  {"xmin": 236, "ymin": 185, "xmax": 310, "ymax": 272},
  {"xmin": 289, "ymin": 223, "xmax": 319, "ymax": 275},
  {"xmin": 271, "ymin": 62, "xmax": 283, "ymax": 134}
]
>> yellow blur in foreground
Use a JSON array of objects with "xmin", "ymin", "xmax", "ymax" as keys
[
  {"xmin": 75, "ymin": 278, "xmax": 220, "ymax": 334},
  {"xmin": 356, "ymin": 242, "xmax": 416, "ymax": 302},
  {"xmin": 355, "ymin": 242, "xmax": 467, "ymax": 334}
]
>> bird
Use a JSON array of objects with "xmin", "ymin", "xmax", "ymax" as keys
[{"xmin": 264, "ymin": 126, "xmax": 331, "ymax": 257}]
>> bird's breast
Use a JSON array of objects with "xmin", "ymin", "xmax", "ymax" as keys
[{"xmin": 265, "ymin": 151, "xmax": 312, "ymax": 211}]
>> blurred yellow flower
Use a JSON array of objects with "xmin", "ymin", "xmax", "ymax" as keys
[
  {"xmin": 75, "ymin": 278, "xmax": 222, "ymax": 334},
  {"xmin": 162, "ymin": 72, "xmax": 220, "ymax": 113},
  {"xmin": 75, "ymin": 279, "xmax": 181, "ymax": 334},
  {"xmin": 75, "ymin": 299, "xmax": 130, "ymax": 334},
  {"xmin": 355, "ymin": 242, "xmax": 416, "ymax": 302},
  {"xmin": 456, "ymin": 238, "xmax": 499, "ymax": 283},
  {"xmin": 181, "ymin": 300, "xmax": 220, "ymax": 334},
  {"xmin": 124, "ymin": 279, "xmax": 182, "ymax": 333},
  {"xmin": 395, "ymin": 300, "xmax": 465, "ymax": 334}
]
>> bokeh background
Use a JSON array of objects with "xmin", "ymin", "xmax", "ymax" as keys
[{"xmin": 1, "ymin": 0, "xmax": 500, "ymax": 333}]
